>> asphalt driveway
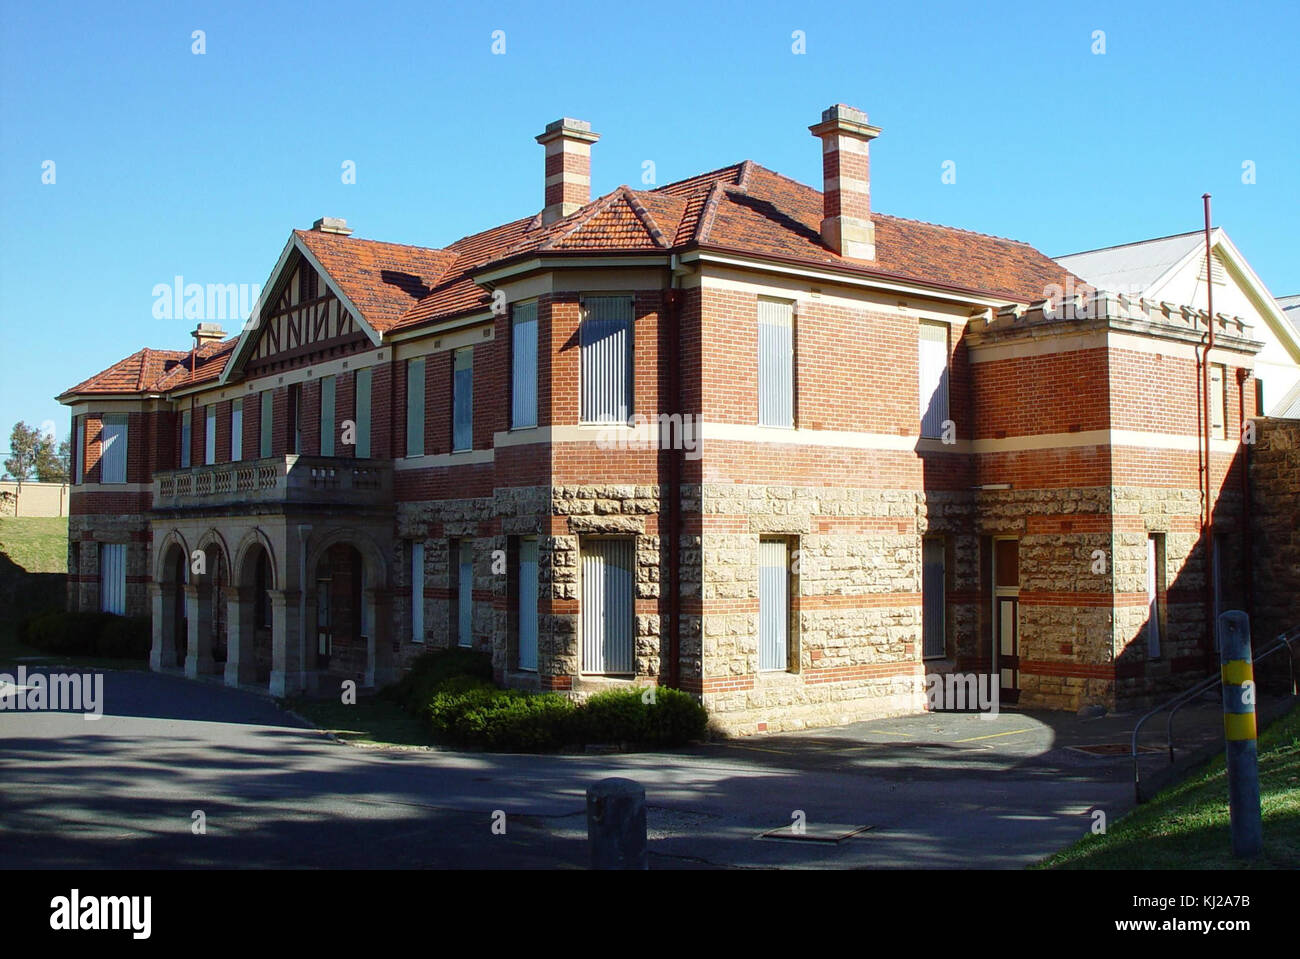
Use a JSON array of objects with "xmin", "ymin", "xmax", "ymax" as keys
[{"xmin": 0, "ymin": 667, "xmax": 1227, "ymax": 869}]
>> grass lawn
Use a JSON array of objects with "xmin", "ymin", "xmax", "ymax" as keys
[
  {"xmin": 286, "ymin": 695, "xmax": 439, "ymax": 749},
  {"xmin": 1039, "ymin": 703, "xmax": 1300, "ymax": 869},
  {"xmin": 0, "ymin": 516, "xmax": 68, "ymax": 573}
]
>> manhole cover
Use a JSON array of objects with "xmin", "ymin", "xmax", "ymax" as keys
[
  {"xmin": 1068, "ymin": 743, "xmax": 1161, "ymax": 756},
  {"xmin": 757, "ymin": 823, "xmax": 874, "ymax": 844}
]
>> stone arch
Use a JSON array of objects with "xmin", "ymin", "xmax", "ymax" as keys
[
  {"xmin": 233, "ymin": 529, "xmax": 278, "ymax": 590},
  {"xmin": 154, "ymin": 529, "xmax": 191, "ymax": 584},
  {"xmin": 305, "ymin": 527, "xmax": 389, "ymax": 591}
]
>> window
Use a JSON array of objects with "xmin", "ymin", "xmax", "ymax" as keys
[
  {"xmin": 230, "ymin": 398, "xmax": 243, "ymax": 461},
  {"xmin": 179, "ymin": 410, "xmax": 191, "ymax": 469},
  {"xmin": 355, "ymin": 368, "xmax": 372, "ymax": 458},
  {"xmin": 259, "ymin": 390, "xmax": 273, "ymax": 458},
  {"xmin": 511, "ymin": 301, "xmax": 538, "ymax": 429},
  {"xmin": 71, "ymin": 416, "xmax": 81, "ymax": 484},
  {"xmin": 922, "ymin": 537, "xmax": 946, "ymax": 659},
  {"xmin": 100, "ymin": 543, "xmax": 126, "ymax": 614},
  {"xmin": 319, "ymin": 376, "xmax": 335, "ymax": 457},
  {"xmin": 1147, "ymin": 534, "xmax": 1165, "ymax": 658},
  {"xmin": 457, "ymin": 540, "xmax": 474, "ymax": 647},
  {"xmin": 453, "ymin": 348, "xmax": 473, "ymax": 451},
  {"xmin": 758, "ymin": 539, "xmax": 792, "ymax": 671},
  {"xmin": 404, "ymin": 358, "xmax": 426, "ymax": 457},
  {"xmin": 579, "ymin": 294, "xmax": 633, "ymax": 423},
  {"xmin": 518, "ymin": 537, "xmax": 539, "ymax": 670},
  {"xmin": 289, "ymin": 384, "xmax": 302, "ymax": 454},
  {"xmin": 101, "ymin": 415, "xmax": 127, "ymax": 484},
  {"xmin": 1210, "ymin": 364, "xmax": 1226, "ymax": 440},
  {"xmin": 919, "ymin": 321, "xmax": 950, "ymax": 438},
  {"xmin": 410, "ymin": 541, "xmax": 425, "ymax": 643},
  {"xmin": 758, "ymin": 298, "xmax": 794, "ymax": 427},
  {"xmin": 581, "ymin": 538, "xmax": 635, "ymax": 674},
  {"xmin": 204, "ymin": 406, "xmax": 217, "ymax": 465},
  {"xmin": 1255, "ymin": 378, "xmax": 1265, "ymax": 418}
]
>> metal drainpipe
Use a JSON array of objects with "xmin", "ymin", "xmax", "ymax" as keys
[
  {"xmin": 664, "ymin": 256, "xmax": 682, "ymax": 689},
  {"xmin": 1201, "ymin": 195, "xmax": 1216, "ymax": 656},
  {"xmin": 1238, "ymin": 369, "xmax": 1254, "ymax": 621}
]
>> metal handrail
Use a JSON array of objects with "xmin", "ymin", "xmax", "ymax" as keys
[{"xmin": 1132, "ymin": 624, "xmax": 1300, "ymax": 802}]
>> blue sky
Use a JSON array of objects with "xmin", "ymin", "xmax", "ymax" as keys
[{"xmin": 2, "ymin": 0, "xmax": 1297, "ymax": 450}]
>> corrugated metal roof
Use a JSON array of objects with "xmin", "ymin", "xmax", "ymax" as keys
[{"xmin": 1055, "ymin": 231, "xmax": 1204, "ymax": 296}]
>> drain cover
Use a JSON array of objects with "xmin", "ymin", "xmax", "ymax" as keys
[
  {"xmin": 1068, "ymin": 743, "xmax": 1161, "ymax": 756},
  {"xmin": 757, "ymin": 823, "xmax": 874, "ymax": 844}
]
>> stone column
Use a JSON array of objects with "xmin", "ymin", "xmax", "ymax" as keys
[
  {"xmin": 365, "ymin": 587, "xmax": 396, "ymax": 688},
  {"xmin": 269, "ymin": 588, "xmax": 303, "ymax": 697},
  {"xmin": 224, "ymin": 586, "xmax": 257, "ymax": 687},
  {"xmin": 184, "ymin": 583, "xmax": 214, "ymax": 678},
  {"xmin": 149, "ymin": 583, "xmax": 165, "ymax": 672}
]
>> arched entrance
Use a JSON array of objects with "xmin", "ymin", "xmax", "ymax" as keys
[
  {"xmin": 153, "ymin": 539, "xmax": 189, "ymax": 670},
  {"xmin": 229, "ymin": 537, "xmax": 276, "ymax": 689},
  {"xmin": 186, "ymin": 536, "xmax": 230, "ymax": 679},
  {"xmin": 306, "ymin": 530, "xmax": 393, "ymax": 691}
]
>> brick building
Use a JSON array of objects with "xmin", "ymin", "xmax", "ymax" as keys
[{"xmin": 58, "ymin": 105, "xmax": 1285, "ymax": 734}]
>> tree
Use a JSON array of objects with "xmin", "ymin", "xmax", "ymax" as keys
[
  {"xmin": 36, "ymin": 438, "xmax": 71, "ymax": 483},
  {"xmin": 4, "ymin": 421, "xmax": 42, "ymax": 483}
]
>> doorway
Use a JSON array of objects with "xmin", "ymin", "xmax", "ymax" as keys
[{"xmin": 993, "ymin": 537, "xmax": 1020, "ymax": 703}]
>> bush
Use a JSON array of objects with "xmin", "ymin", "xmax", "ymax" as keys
[
  {"xmin": 384, "ymin": 647, "xmax": 494, "ymax": 713},
  {"xmin": 454, "ymin": 693, "xmax": 577, "ymax": 751},
  {"xmin": 22, "ymin": 610, "xmax": 126, "ymax": 657},
  {"xmin": 96, "ymin": 615, "xmax": 151, "ymax": 659},
  {"xmin": 579, "ymin": 687, "xmax": 708, "ymax": 746}
]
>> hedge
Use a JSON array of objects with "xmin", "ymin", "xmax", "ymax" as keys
[
  {"xmin": 19, "ymin": 610, "xmax": 151, "ymax": 660},
  {"xmin": 387, "ymin": 648, "xmax": 707, "ymax": 751}
]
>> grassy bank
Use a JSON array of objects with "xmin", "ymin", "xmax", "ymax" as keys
[{"xmin": 1039, "ymin": 703, "xmax": 1300, "ymax": 869}]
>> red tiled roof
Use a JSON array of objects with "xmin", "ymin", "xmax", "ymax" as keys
[
  {"xmin": 295, "ymin": 230, "xmax": 459, "ymax": 333},
  {"xmin": 62, "ymin": 155, "xmax": 1080, "ymax": 398},
  {"xmin": 58, "ymin": 347, "xmax": 188, "ymax": 398}
]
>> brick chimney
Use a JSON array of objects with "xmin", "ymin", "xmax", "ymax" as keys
[
  {"xmin": 809, "ymin": 104, "xmax": 881, "ymax": 260},
  {"xmin": 192, "ymin": 322, "xmax": 225, "ymax": 347},
  {"xmin": 536, "ymin": 118, "xmax": 600, "ymax": 225},
  {"xmin": 312, "ymin": 216, "xmax": 353, "ymax": 236}
]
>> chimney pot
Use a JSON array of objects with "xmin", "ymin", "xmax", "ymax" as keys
[
  {"xmin": 809, "ymin": 104, "xmax": 881, "ymax": 260},
  {"xmin": 536, "ymin": 118, "xmax": 600, "ymax": 225},
  {"xmin": 312, "ymin": 216, "xmax": 353, "ymax": 235}
]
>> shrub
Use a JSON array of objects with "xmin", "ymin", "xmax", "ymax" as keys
[
  {"xmin": 454, "ymin": 693, "xmax": 577, "ymax": 751},
  {"xmin": 22, "ymin": 610, "xmax": 125, "ymax": 657},
  {"xmin": 579, "ymin": 687, "xmax": 708, "ymax": 746},
  {"xmin": 384, "ymin": 647, "xmax": 493, "ymax": 713},
  {"xmin": 97, "ymin": 615, "xmax": 151, "ymax": 659}
]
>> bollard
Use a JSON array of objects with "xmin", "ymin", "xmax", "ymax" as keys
[
  {"xmin": 1218, "ymin": 610, "xmax": 1263, "ymax": 858},
  {"xmin": 586, "ymin": 777, "xmax": 648, "ymax": 870}
]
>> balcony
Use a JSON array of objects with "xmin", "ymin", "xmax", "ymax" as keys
[{"xmin": 153, "ymin": 455, "xmax": 392, "ymax": 511}]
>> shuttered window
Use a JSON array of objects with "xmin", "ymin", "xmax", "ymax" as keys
[
  {"xmin": 100, "ymin": 543, "xmax": 126, "ymax": 614},
  {"xmin": 406, "ymin": 357, "xmax": 425, "ymax": 457},
  {"xmin": 580, "ymin": 295, "xmax": 633, "ymax": 423},
  {"xmin": 759, "ymin": 540, "xmax": 790, "ymax": 671},
  {"xmin": 581, "ymin": 539, "xmax": 635, "ymax": 674},
  {"xmin": 179, "ymin": 411, "xmax": 191, "ymax": 469},
  {"xmin": 1147, "ymin": 535, "xmax": 1162, "ymax": 659},
  {"xmin": 919, "ymin": 321, "xmax": 950, "ymax": 438},
  {"xmin": 230, "ymin": 399, "xmax": 243, "ymax": 461},
  {"xmin": 410, "ymin": 541, "xmax": 424, "ymax": 643},
  {"xmin": 518, "ymin": 538, "xmax": 539, "ymax": 671},
  {"xmin": 319, "ymin": 377, "xmax": 334, "ymax": 457},
  {"xmin": 458, "ymin": 541, "xmax": 474, "ymax": 647},
  {"xmin": 101, "ymin": 414, "xmax": 128, "ymax": 483},
  {"xmin": 355, "ymin": 368, "xmax": 372, "ymax": 458},
  {"xmin": 204, "ymin": 406, "xmax": 217, "ymax": 465},
  {"xmin": 453, "ymin": 348, "xmax": 473, "ymax": 451},
  {"xmin": 259, "ymin": 391, "xmax": 273, "ymax": 458},
  {"xmin": 1210, "ymin": 364, "xmax": 1226, "ymax": 440},
  {"xmin": 512, "ymin": 302, "xmax": 538, "ymax": 429},
  {"xmin": 758, "ymin": 298, "xmax": 794, "ymax": 427},
  {"xmin": 922, "ymin": 537, "xmax": 946, "ymax": 659}
]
